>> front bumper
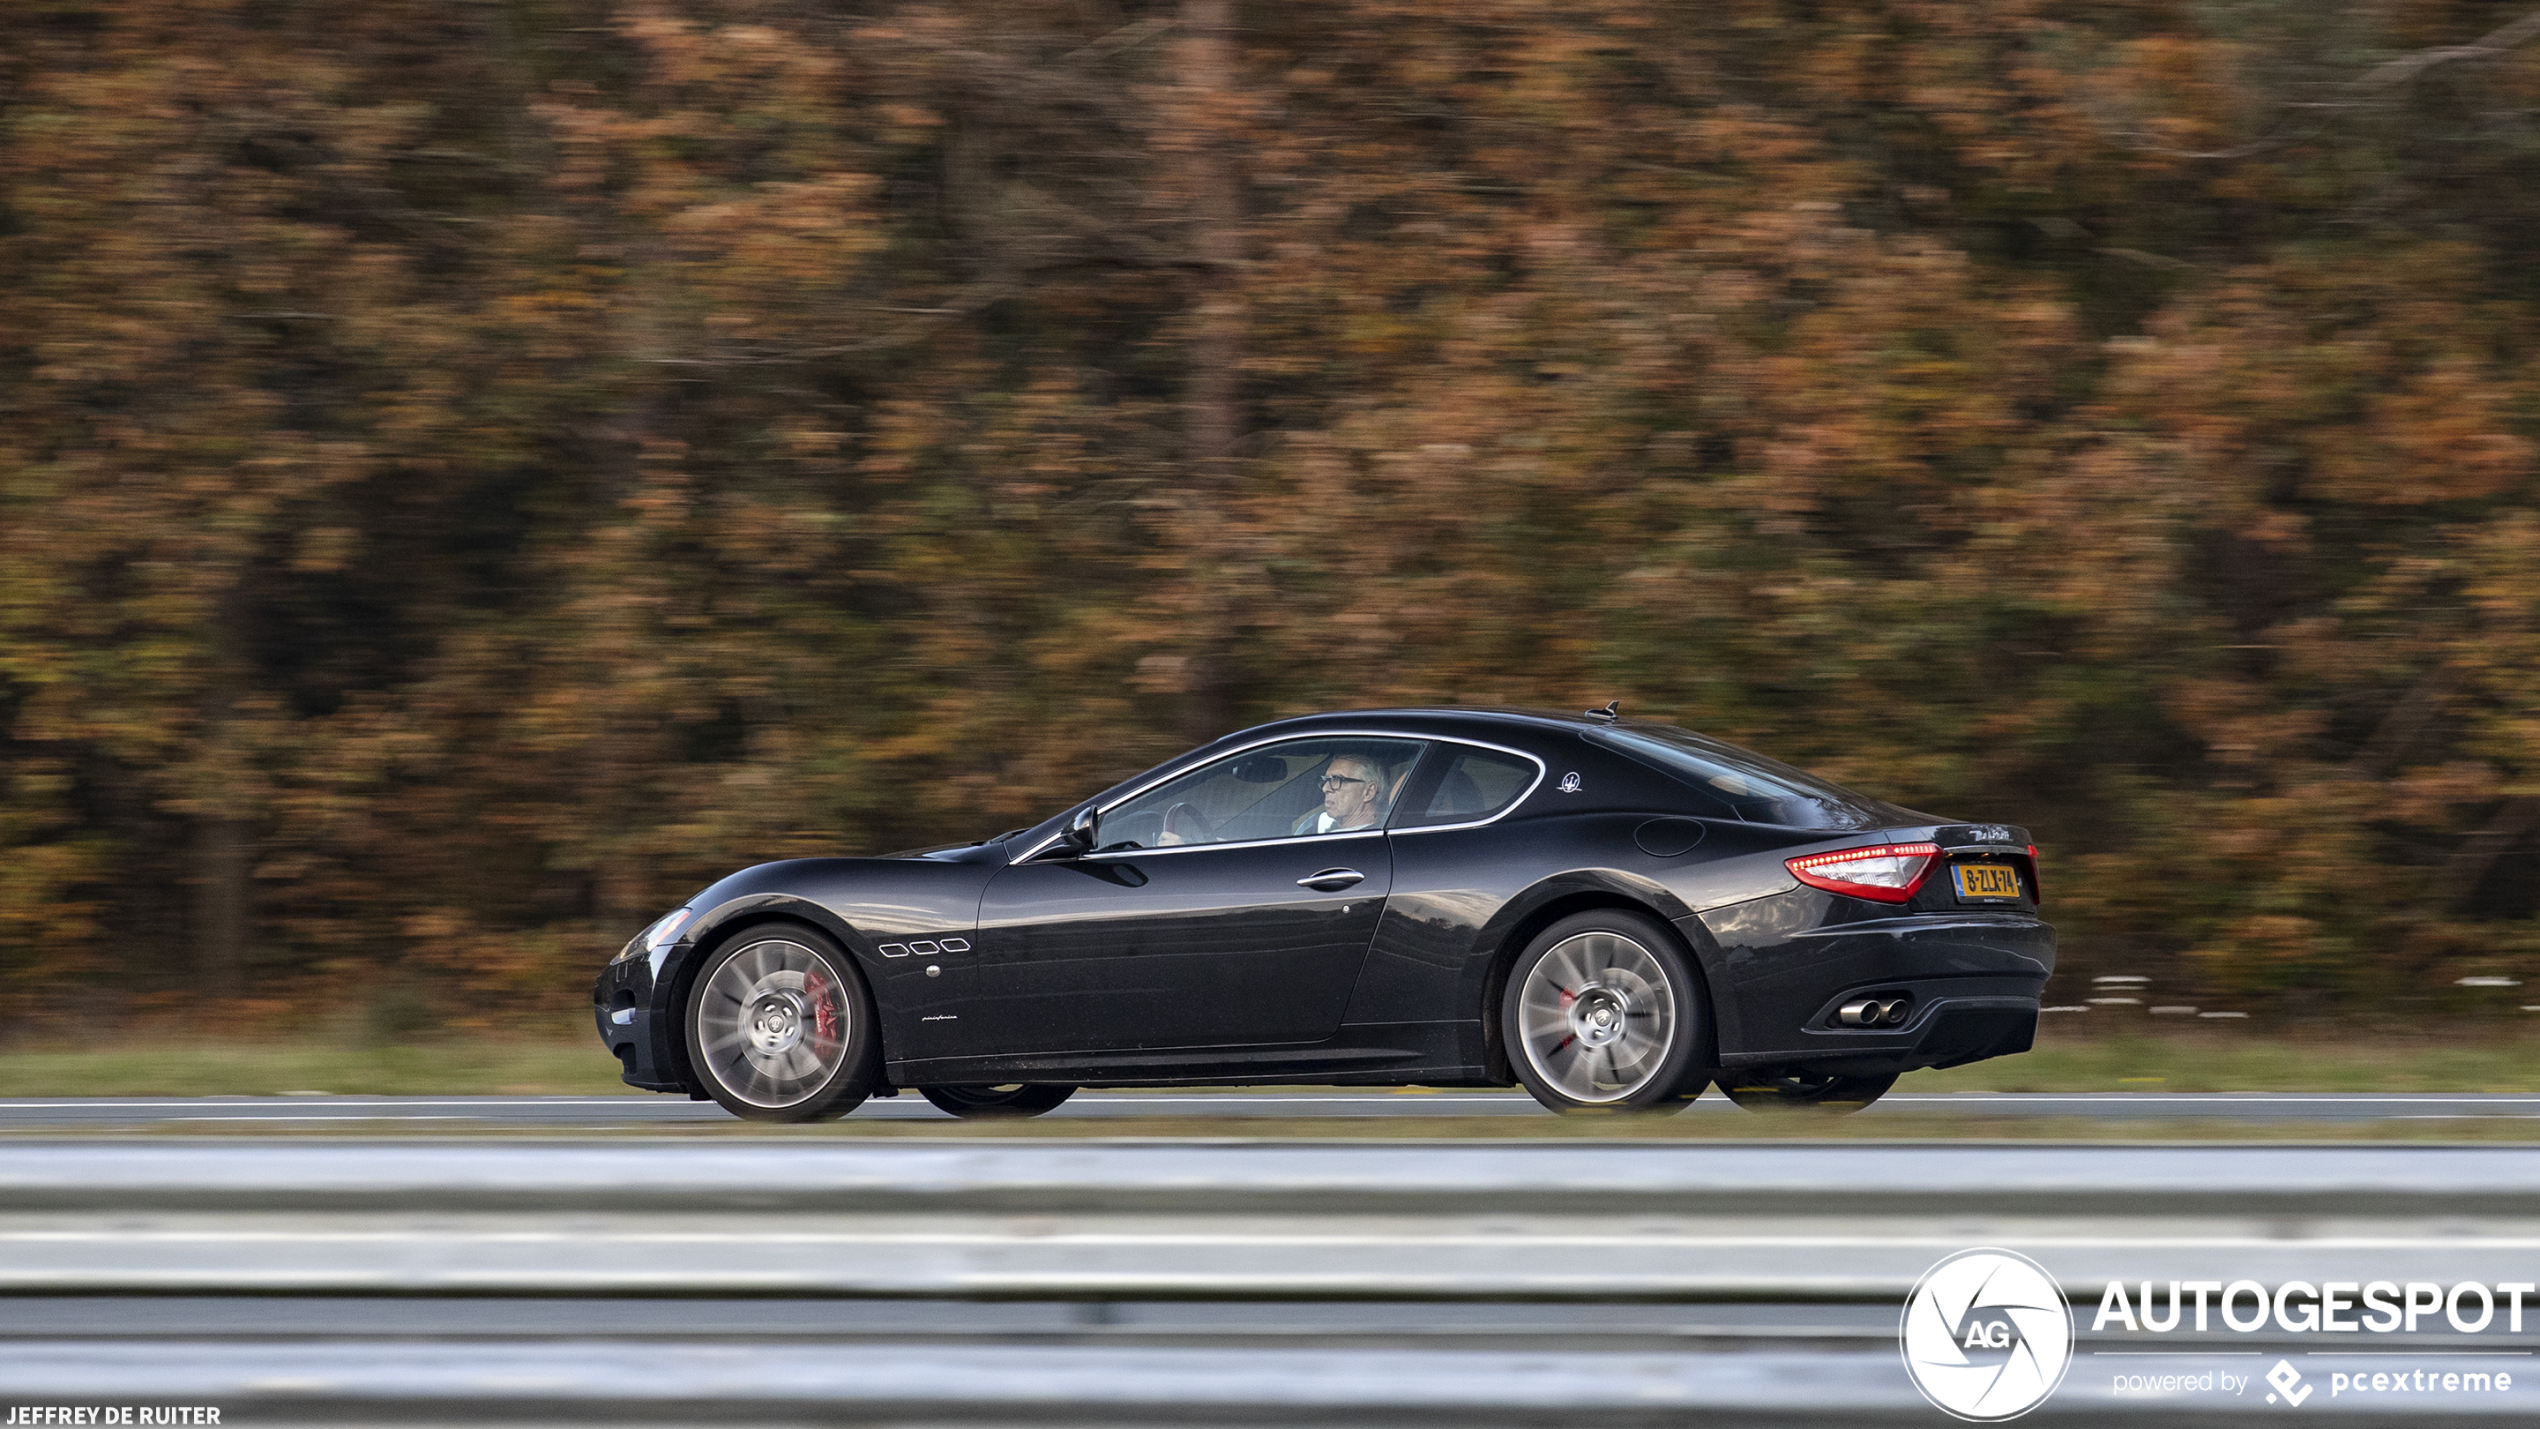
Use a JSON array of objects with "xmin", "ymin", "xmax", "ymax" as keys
[{"xmin": 592, "ymin": 951, "xmax": 686, "ymax": 1092}]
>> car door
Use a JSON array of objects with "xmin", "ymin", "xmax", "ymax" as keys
[{"xmin": 939, "ymin": 737, "xmax": 1425, "ymax": 1057}]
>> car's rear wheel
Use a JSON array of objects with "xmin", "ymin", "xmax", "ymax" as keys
[
  {"xmin": 683, "ymin": 926, "xmax": 877, "ymax": 1122},
  {"xmin": 1720, "ymin": 1071, "xmax": 1897, "ymax": 1114},
  {"xmin": 1501, "ymin": 910, "xmax": 1710, "ymax": 1114},
  {"xmin": 918, "ymin": 1083, "xmax": 1076, "ymax": 1119}
]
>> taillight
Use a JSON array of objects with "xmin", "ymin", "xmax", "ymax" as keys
[
  {"xmin": 2027, "ymin": 844, "xmax": 2043, "ymax": 907},
  {"xmin": 1785, "ymin": 843, "xmax": 1941, "ymax": 903}
]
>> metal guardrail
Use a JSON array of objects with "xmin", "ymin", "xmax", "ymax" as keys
[
  {"xmin": 8, "ymin": 1139, "xmax": 2540, "ymax": 1297},
  {"xmin": 9, "ymin": 1140, "xmax": 2540, "ymax": 1422},
  {"xmin": 0, "ymin": 1342, "xmax": 2020, "ymax": 1425},
  {"xmin": 11, "ymin": 1329, "xmax": 2540, "ymax": 1424}
]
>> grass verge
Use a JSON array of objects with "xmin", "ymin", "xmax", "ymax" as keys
[
  {"xmin": 1, "ymin": 1024, "xmax": 2534, "ymax": 1098},
  {"xmin": 1901, "ymin": 1025, "xmax": 2540, "ymax": 1093},
  {"xmin": 0, "ymin": 1037, "xmax": 633, "ymax": 1097},
  {"xmin": 7, "ymin": 1113, "xmax": 2540, "ymax": 1145}
]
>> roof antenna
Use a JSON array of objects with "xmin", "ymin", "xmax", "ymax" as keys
[{"xmin": 1585, "ymin": 699, "xmax": 1620, "ymax": 723}]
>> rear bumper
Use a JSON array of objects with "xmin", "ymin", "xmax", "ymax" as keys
[
  {"xmin": 1717, "ymin": 973, "xmax": 2041, "ymax": 1075},
  {"xmin": 1689, "ymin": 902, "xmax": 2053, "ymax": 1075},
  {"xmin": 591, "ymin": 952, "xmax": 686, "ymax": 1093}
]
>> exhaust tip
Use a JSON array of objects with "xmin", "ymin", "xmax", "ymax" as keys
[{"xmin": 1837, "ymin": 994, "xmax": 1916, "ymax": 1028}]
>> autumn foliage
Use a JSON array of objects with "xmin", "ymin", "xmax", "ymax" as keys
[{"xmin": 3, "ymin": 0, "xmax": 2538, "ymax": 1031}]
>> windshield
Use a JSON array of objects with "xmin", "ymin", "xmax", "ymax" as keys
[{"xmin": 1586, "ymin": 724, "xmax": 1892, "ymax": 830}]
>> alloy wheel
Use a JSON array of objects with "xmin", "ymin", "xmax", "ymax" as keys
[
  {"xmin": 1514, "ymin": 930, "xmax": 1680, "ymax": 1104},
  {"xmin": 692, "ymin": 937, "xmax": 854, "ymax": 1111}
]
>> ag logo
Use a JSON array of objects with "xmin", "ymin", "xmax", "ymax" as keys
[{"xmin": 1901, "ymin": 1249, "xmax": 2073, "ymax": 1421}]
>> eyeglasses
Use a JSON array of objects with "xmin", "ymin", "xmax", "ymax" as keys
[{"xmin": 1320, "ymin": 774, "xmax": 1370, "ymax": 791}]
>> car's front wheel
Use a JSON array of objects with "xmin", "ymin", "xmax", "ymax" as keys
[
  {"xmin": 682, "ymin": 926, "xmax": 878, "ymax": 1122},
  {"xmin": 918, "ymin": 1084, "xmax": 1076, "ymax": 1119},
  {"xmin": 1720, "ymin": 1071, "xmax": 1897, "ymax": 1114},
  {"xmin": 1502, "ymin": 910, "xmax": 1710, "ymax": 1114}
]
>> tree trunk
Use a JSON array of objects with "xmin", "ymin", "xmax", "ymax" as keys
[
  {"xmin": 1178, "ymin": 0, "xmax": 1243, "ymax": 744},
  {"xmin": 190, "ymin": 810, "xmax": 248, "ymax": 999},
  {"xmin": 190, "ymin": 582, "xmax": 251, "ymax": 998},
  {"xmin": 2435, "ymin": 795, "xmax": 2540, "ymax": 915}
]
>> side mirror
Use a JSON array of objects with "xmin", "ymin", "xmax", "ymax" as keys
[{"xmin": 1059, "ymin": 806, "xmax": 1100, "ymax": 857}]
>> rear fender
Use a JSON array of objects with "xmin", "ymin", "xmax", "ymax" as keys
[{"xmin": 1466, "ymin": 871, "xmax": 1711, "ymax": 1082}]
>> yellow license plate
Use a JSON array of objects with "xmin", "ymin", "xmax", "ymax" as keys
[{"xmin": 1953, "ymin": 863, "xmax": 2022, "ymax": 900}]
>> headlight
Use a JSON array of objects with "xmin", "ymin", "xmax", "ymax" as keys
[{"xmin": 613, "ymin": 908, "xmax": 693, "ymax": 963}]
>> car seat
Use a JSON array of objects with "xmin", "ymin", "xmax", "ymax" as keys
[{"xmin": 1429, "ymin": 766, "xmax": 1487, "ymax": 818}]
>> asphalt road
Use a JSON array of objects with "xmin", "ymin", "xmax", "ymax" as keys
[{"xmin": 6, "ymin": 1088, "xmax": 2540, "ymax": 1127}]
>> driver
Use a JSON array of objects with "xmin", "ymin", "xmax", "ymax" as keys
[{"xmin": 1295, "ymin": 754, "xmax": 1386, "ymax": 835}]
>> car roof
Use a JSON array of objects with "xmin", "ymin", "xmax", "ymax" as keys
[
  {"xmin": 1232, "ymin": 706, "xmax": 1614, "ymax": 741},
  {"xmin": 1000, "ymin": 704, "xmax": 1932, "ymax": 856}
]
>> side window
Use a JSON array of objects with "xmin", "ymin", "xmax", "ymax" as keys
[
  {"xmin": 1586, "ymin": 727, "xmax": 1876, "ymax": 829},
  {"xmin": 1395, "ymin": 747, "xmax": 1540, "ymax": 829},
  {"xmin": 1097, "ymin": 738, "xmax": 1426, "ymax": 850}
]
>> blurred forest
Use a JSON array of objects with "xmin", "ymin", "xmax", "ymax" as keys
[{"xmin": 4, "ymin": 0, "xmax": 2538, "ymax": 1032}]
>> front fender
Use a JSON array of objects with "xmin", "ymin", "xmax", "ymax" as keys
[
  {"xmin": 642, "ymin": 857, "xmax": 999, "ymax": 1085},
  {"xmin": 681, "ymin": 890, "xmax": 870, "ymax": 969}
]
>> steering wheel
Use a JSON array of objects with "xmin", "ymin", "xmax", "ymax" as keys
[{"xmin": 1160, "ymin": 800, "xmax": 1215, "ymax": 845}]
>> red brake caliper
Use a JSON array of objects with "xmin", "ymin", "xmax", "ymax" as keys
[
  {"xmin": 1553, "ymin": 987, "xmax": 1576, "ymax": 1054},
  {"xmin": 806, "ymin": 970, "xmax": 840, "ymax": 1049}
]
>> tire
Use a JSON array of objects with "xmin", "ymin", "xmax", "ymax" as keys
[
  {"xmin": 1721, "ymin": 1071, "xmax": 1897, "ymax": 1114},
  {"xmin": 1500, "ymin": 909, "xmax": 1711, "ymax": 1114},
  {"xmin": 682, "ymin": 925, "xmax": 878, "ymax": 1122},
  {"xmin": 918, "ymin": 1083, "xmax": 1077, "ymax": 1119}
]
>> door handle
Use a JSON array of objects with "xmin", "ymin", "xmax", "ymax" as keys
[{"xmin": 1297, "ymin": 868, "xmax": 1365, "ymax": 892}]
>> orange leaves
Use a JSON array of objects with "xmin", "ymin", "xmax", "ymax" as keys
[
  {"xmin": 2311, "ymin": 357, "xmax": 2534, "ymax": 506},
  {"xmin": 2100, "ymin": 33, "xmax": 2257, "ymax": 160},
  {"xmin": 10, "ymin": 0, "xmax": 2540, "ymax": 1024}
]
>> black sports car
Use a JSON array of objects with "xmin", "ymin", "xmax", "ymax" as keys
[{"xmin": 594, "ymin": 706, "xmax": 2052, "ymax": 1120}]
